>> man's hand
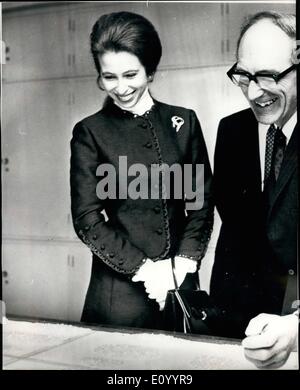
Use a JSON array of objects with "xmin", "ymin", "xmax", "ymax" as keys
[{"xmin": 242, "ymin": 313, "xmax": 298, "ymax": 369}]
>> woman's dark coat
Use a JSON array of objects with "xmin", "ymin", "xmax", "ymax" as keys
[{"xmin": 70, "ymin": 99, "xmax": 213, "ymax": 328}]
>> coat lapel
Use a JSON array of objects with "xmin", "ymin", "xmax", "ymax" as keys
[
  {"xmin": 252, "ymin": 117, "xmax": 262, "ymax": 190},
  {"xmin": 268, "ymin": 122, "xmax": 298, "ymax": 216},
  {"xmin": 244, "ymin": 109, "xmax": 261, "ymax": 192}
]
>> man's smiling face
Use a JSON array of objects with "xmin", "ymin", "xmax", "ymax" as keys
[{"xmin": 237, "ymin": 20, "xmax": 296, "ymax": 127}]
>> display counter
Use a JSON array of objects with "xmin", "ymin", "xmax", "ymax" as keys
[{"xmin": 3, "ymin": 316, "xmax": 298, "ymax": 370}]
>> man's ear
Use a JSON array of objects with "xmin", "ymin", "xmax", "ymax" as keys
[{"xmin": 291, "ymin": 41, "xmax": 300, "ymax": 65}]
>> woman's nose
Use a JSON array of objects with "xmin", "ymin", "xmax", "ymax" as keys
[
  {"xmin": 114, "ymin": 79, "xmax": 128, "ymax": 94},
  {"xmin": 247, "ymin": 80, "xmax": 264, "ymax": 101}
]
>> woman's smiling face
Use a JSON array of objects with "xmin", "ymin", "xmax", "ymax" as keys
[{"xmin": 99, "ymin": 51, "xmax": 149, "ymax": 109}]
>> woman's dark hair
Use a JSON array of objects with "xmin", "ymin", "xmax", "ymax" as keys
[{"xmin": 90, "ymin": 11, "xmax": 162, "ymax": 78}]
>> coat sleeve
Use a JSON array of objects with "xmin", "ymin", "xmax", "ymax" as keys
[
  {"xmin": 176, "ymin": 110, "xmax": 214, "ymax": 262},
  {"xmin": 70, "ymin": 121, "xmax": 147, "ymax": 275}
]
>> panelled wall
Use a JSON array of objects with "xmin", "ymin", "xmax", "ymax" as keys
[{"xmin": 2, "ymin": 1, "xmax": 295, "ymax": 322}]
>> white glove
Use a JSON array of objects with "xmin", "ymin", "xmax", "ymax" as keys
[
  {"xmin": 173, "ymin": 256, "xmax": 198, "ymax": 287},
  {"xmin": 132, "ymin": 257, "xmax": 197, "ymax": 310},
  {"xmin": 242, "ymin": 313, "xmax": 298, "ymax": 369},
  {"xmin": 132, "ymin": 258, "xmax": 175, "ymax": 307}
]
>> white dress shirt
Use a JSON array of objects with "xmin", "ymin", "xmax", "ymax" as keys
[{"xmin": 258, "ymin": 112, "xmax": 297, "ymax": 190}]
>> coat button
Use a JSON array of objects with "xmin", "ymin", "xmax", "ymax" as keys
[
  {"xmin": 144, "ymin": 142, "xmax": 152, "ymax": 148},
  {"xmin": 153, "ymin": 206, "xmax": 160, "ymax": 213},
  {"xmin": 288, "ymin": 269, "xmax": 295, "ymax": 276},
  {"xmin": 92, "ymin": 234, "xmax": 97, "ymax": 240},
  {"xmin": 100, "ymin": 244, "xmax": 105, "ymax": 250},
  {"xmin": 119, "ymin": 259, "xmax": 124, "ymax": 265},
  {"xmin": 109, "ymin": 252, "xmax": 115, "ymax": 258},
  {"xmin": 156, "ymin": 228, "xmax": 163, "ymax": 235},
  {"xmin": 84, "ymin": 225, "xmax": 90, "ymax": 231}
]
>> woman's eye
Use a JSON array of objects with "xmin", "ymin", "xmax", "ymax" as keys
[
  {"xmin": 125, "ymin": 73, "xmax": 137, "ymax": 79},
  {"xmin": 102, "ymin": 75, "xmax": 116, "ymax": 81}
]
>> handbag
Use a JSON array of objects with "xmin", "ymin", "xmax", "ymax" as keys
[{"xmin": 162, "ymin": 258, "xmax": 222, "ymax": 335}]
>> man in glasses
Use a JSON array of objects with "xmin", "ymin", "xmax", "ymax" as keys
[{"xmin": 210, "ymin": 11, "xmax": 298, "ymax": 369}]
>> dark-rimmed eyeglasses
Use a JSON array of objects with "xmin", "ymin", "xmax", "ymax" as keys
[{"xmin": 227, "ymin": 63, "xmax": 297, "ymax": 89}]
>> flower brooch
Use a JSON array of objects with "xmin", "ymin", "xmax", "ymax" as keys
[{"xmin": 171, "ymin": 116, "xmax": 184, "ymax": 132}]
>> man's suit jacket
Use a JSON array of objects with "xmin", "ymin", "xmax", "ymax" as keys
[{"xmin": 210, "ymin": 108, "xmax": 298, "ymax": 338}]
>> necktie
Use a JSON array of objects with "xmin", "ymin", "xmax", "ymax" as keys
[
  {"xmin": 264, "ymin": 124, "xmax": 277, "ymax": 185},
  {"xmin": 264, "ymin": 124, "xmax": 286, "ymax": 189},
  {"xmin": 272, "ymin": 127, "xmax": 286, "ymax": 181}
]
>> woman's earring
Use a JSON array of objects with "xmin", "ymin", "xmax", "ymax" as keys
[
  {"xmin": 148, "ymin": 74, "xmax": 154, "ymax": 82},
  {"xmin": 97, "ymin": 76, "xmax": 105, "ymax": 91}
]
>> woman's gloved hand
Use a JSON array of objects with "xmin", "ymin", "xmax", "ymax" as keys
[{"xmin": 132, "ymin": 257, "xmax": 197, "ymax": 310}]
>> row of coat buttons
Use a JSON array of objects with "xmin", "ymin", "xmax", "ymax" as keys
[
  {"xmin": 142, "ymin": 117, "xmax": 153, "ymax": 150},
  {"xmin": 88, "ymin": 234, "xmax": 124, "ymax": 265},
  {"xmin": 152, "ymin": 183, "xmax": 167, "ymax": 192},
  {"xmin": 139, "ymin": 120, "xmax": 165, "ymax": 198},
  {"xmin": 139, "ymin": 120, "xmax": 154, "ymax": 130}
]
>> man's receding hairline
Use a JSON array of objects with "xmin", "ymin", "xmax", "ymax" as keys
[{"xmin": 237, "ymin": 19, "xmax": 294, "ymax": 57}]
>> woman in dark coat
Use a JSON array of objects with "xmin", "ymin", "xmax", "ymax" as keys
[{"xmin": 70, "ymin": 11, "xmax": 214, "ymax": 330}]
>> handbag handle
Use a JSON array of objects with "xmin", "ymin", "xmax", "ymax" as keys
[
  {"xmin": 171, "ymin": 258, "xmax": 191, "ymax": 332},
  {"xmin": 171, "ymin": 257, "xmax": 200, "ymax": 290},
  {"xmin": 171, "ymin": 257, "xmax": 179, "ymax": 289}
]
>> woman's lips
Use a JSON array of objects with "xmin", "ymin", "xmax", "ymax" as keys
[{"xmin": 115, "ymin": 91, "xmax": 135, "ymax": 103}]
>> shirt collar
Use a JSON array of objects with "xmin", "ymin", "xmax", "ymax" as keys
[
  {"xmin": 259, "ymin": 111, "xmax": 297, "ymax": 144},
  {"xmin": 281, "ymin": 111, "xmax": 297, "ymax": 143},
  {"xmin": 113, "ymin": 87, "xmax": 154, "ymax": 116}
]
